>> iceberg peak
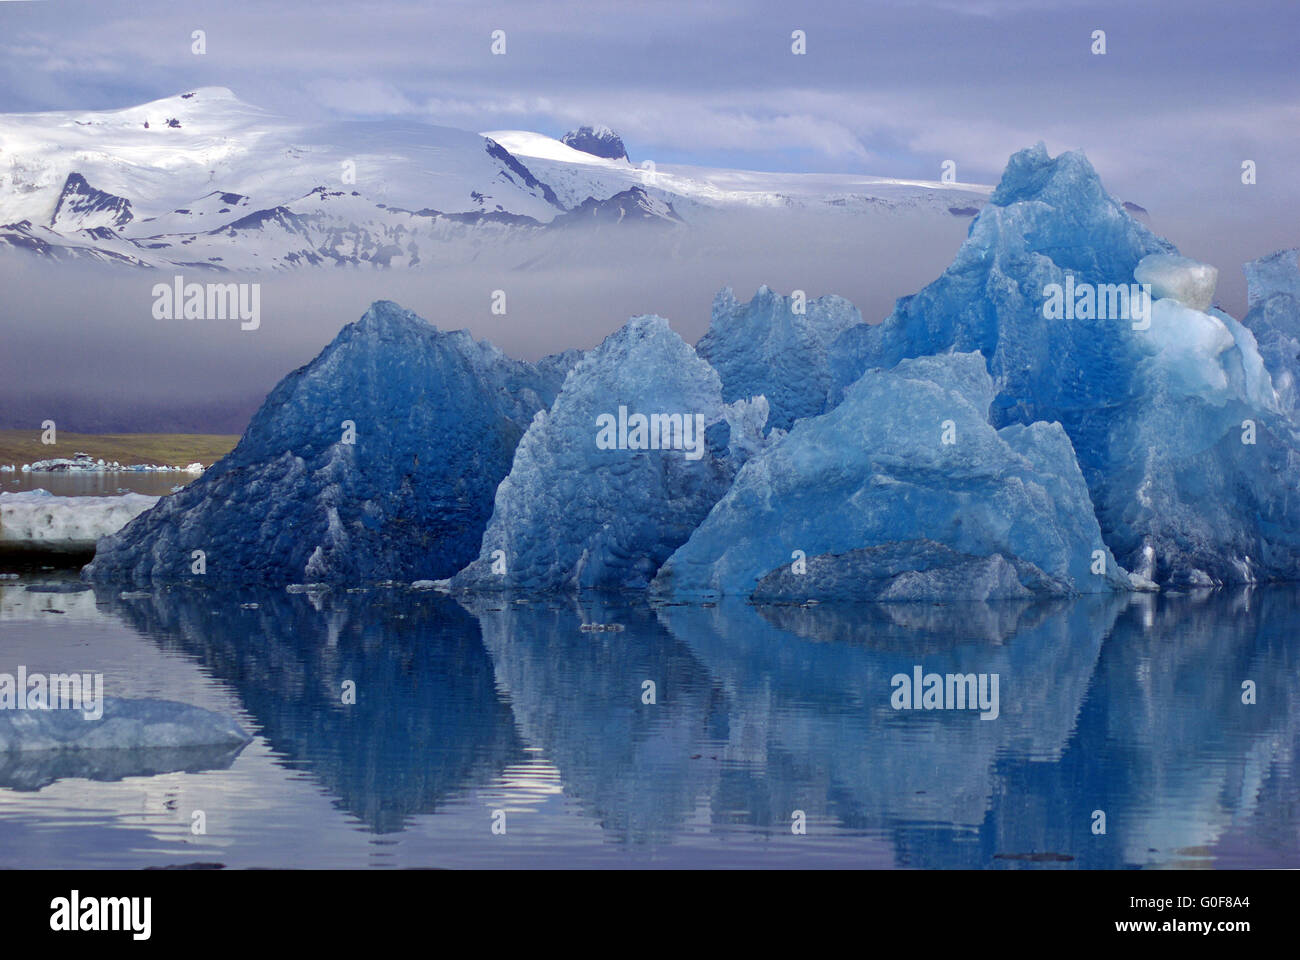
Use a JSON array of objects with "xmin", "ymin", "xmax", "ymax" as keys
[
  {"xmin": 1245, "ymin": 248, "xmax": 1300, "ymax": 307},
  {"xmin": 452, "ymin": 313, "xmax": 738, "ymax": 593},
  {"xmin": 990, "ymin": 143, "xmax": 1100, "ymax": 206},
  {"xmin": 698, "ymin": 284, "xmax": 864, "ymax": 432},
  {"xmin": 343, "ymin": 299, "xmax": 442, "ymax": 342},
  {"xmin": 85, "ymin": 301, "xmax": 564, "ymax": 585},
  {"xmin": 823, "ymin": 144, "xmax": 1300, "ymax": 588},
  {"xmin": 1242, "ymin": 248, "xmax": 1300, "ymax": 412}
]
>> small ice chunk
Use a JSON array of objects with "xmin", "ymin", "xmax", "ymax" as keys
[
  {"xmin": 0, "ymin": 697, "xmax": 251, "ymax": 753},
  {"xmin": 0, "ymin": 491, "xmax": 158, "ymax": 553},
  {"xmin": 1135, "ymin": 254, "xmax": 1218, "ymax": 311}
]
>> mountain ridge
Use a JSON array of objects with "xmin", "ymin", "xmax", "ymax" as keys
[{"xmin": 0, "ymin": 88, "xmax": 992, "ymax": 271}]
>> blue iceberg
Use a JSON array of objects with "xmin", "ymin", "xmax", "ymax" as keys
[
  {"xmin": 78, "ymin": 147, "xmax": 1300, "ymax": 598},
  {"xmin": 654, "ymin": 352, "xmax": 1130, "ymax": 601},
  {"xmin": 452, "ymin": 315, "xmax": 758, "ymax": 593},
  {"xmin": 697, "ymin": 285, "xmax": 864, "ymax": 433},
  {"xmin": 825, "ymin": 144, "xmax": 1300, "ymax": 588},
  {"xmin": 1243, "ymin": 248, "xmax": 1300, "ymax": 411},
  {"xmin": 85, "ymin": 301, "xmax": 570, "ymax": 585}
]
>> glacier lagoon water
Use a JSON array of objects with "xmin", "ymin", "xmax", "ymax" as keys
[
  {"xmin": 2, "ymin": 472, "xmax": 193, "ymax": 498},
  {"xmin": 1, "ymin": 573, "xmax": 1297, "ymax": 869}
]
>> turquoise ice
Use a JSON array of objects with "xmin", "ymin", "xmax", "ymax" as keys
[
  {"xmin": 655, "ymin": 352, "xmax": 1130, "ymax": 600},
  {"xmin": 697, "ymin": 285, "xmax": 863, "ymax": 433},
  {"xmin": 826, "ymin": 145, "xmax": 1300, "ymax": 587},
  {"xmin": 453, "ymin": 315, "xmax": 762, "ymax": 592}
]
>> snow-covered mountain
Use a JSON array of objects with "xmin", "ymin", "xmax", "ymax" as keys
[
  {"xmin": 0, "ymin": 88, "xmax": 991, "ymax": 271},
  {"xmin": 482, "ymin": 129, "xmax": 993, "ymax": 220}
]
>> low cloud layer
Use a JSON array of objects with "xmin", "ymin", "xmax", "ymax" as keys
[{"xmin": 0, "ymin": 208, "xmax": 970, "ymax": 431}]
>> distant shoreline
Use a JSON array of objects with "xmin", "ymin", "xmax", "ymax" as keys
[{"xmin": 0, "ymin": 430, "xmax": 238, "ymax": 470}]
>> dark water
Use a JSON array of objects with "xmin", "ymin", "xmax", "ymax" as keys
[
  {"xmin": 2, "ymin": 471, "xmax": 192, "ymax": 497},
  {"xmin": 0, "ymin": 574, "xmax": 1297, "ymax": 869}
]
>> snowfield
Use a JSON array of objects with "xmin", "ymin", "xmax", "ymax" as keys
[
  {"xmin": 0, "ymin": 87, "xmax": 991, "ymax": 271},
  {"xmin": 484, "ymin": 128, "xmax": 992, "ymax": 216}
]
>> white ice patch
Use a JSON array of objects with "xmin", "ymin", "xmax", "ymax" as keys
[
  {"xmin": 1137, "ymin": 299, "xmax": 1235, "ymax": 397},
  {"xmin": 0, "ymin": 490, "xmax": 157, "ymax": 553},
  {"xmin": 1136, "ymin": 298, "xmax": 1277, "ymax": 408},
  {"xmin": 1134, "ymin": 254, "xmax": 1218, "ymax": 312}
]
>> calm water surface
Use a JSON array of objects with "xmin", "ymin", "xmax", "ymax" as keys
[
  {"xmin": 1, "ymin": 573, "xmax": 1296, "ymax": 869},
  {"xmin": 2, "ymin": 468, "xmax": 193, "ymax": 496},
  {"xmin": 2, "ymin": 471, "xmax": 193, "ymax": 498}
]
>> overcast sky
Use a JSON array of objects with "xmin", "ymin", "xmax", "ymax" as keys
[{"xmin": 1, "ymin": 0, "xmax": 1296, "ymax": 190}]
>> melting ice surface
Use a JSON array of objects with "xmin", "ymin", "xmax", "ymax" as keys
[{"xmin": 1, "ymin": 573, "xmax": 1297, "ymax": 868}]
